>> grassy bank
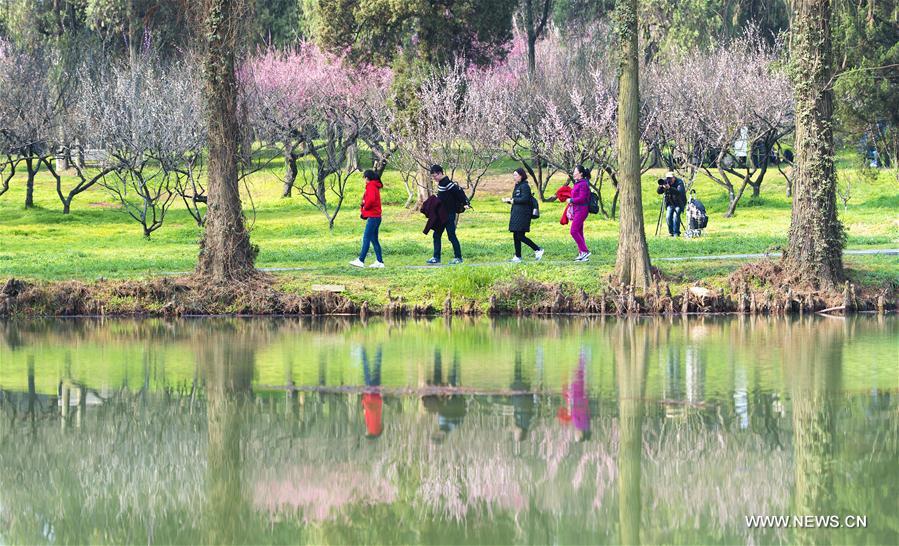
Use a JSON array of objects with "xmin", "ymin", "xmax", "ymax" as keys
[{"xmin": 1, "ymin": 156, "xmax": 897, "ymax": 311}]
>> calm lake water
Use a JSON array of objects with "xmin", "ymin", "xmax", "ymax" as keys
[{"xmin": 0, "ymin": 316, "xmax": 897, "ymax": 545}]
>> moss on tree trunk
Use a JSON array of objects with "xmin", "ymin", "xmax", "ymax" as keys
[
  {"xmin": 196, "ymin": 0, "xmax": 256, "ymax": 282},
  {"xmin": 786, "ymin": 0, "xmax": 845, "ymax": 287}
]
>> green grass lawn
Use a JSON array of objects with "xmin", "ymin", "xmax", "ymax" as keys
[{"xmin": 1, "ymin": 157, "xmax": 897, "ymax": 307}]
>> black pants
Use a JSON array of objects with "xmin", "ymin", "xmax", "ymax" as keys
[
  {"xmin": 513, "ymin": 231, "xmax": 540, "ymax": 257},
  {"xmin": 433, "ymin": 211, "xmax": 462, "ymax": 260}
]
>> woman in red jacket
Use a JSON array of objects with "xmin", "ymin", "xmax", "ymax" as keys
[{"xmin": 350, "ymin": 170, "xmax": 385, "ymax": 268}]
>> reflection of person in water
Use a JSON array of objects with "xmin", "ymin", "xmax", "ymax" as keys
[
  {"xmin": 421, "ymin": 350, "xmax": 466, "ymax": 441},
  {"xmin": 361, "ymin": 346, "xmax": 383, "ymax": 439},
  {"xmin": 557, "ymin": 353, "xmax": 591, "ymax": 441},
  {"xmin": 510, "ymin": 352, "xmax": 534, "ymax": 441}
]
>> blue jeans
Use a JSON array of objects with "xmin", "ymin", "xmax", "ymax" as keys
[
  {"xmin": 666, "ymin": 206, "xmax": 682, "ymax": 236},
  {"xmin": 359, "ymin": 217, "xmax": 382, "ymax": 262},
  {"xmin": 433, "ymin": 211, "xmax": 462, "ymax": 260}
]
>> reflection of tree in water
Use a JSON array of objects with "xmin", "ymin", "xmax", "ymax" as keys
[
  {"xmin": 196, "ymin": 320, "xmax": 255, "ymax": 545},
  {"xmin": 615, "ymin": 320, "xmax": 648, "ymax": 546},
  {"xmin": 1, "ymin": 317, "xmax": 896, "ymax": 545},
  {"xmin": 785, "ymin": 318, "xmax": 842, "ymax": 546},
  {"xmin": 0, "ymin": 381, "xmax": 207, "ymax": 543}
]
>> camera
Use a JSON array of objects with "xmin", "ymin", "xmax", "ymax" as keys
[{"xmin": 656, "ymin": 178, "xmax": 670, "ymax": 194}]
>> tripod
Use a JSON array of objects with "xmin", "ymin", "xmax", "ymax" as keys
[
  {"xmin": 654, "ymin": 200, "xmax": 664, "ymax": 237},
  {"xmin": 655, "ymin": 200, "xmax": 686, "ymax": 237}
]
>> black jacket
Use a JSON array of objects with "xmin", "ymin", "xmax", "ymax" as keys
[
  {"xmin": 436, "ymin": 176, "xmax": 468, "ymax": 213},
  {"xmin": 508, "ymin": 181, "xmax": 534, "ymax": 233},
  {"xmin": 660, "ymin": 178, "xmax": 687, "ymax": 209}
]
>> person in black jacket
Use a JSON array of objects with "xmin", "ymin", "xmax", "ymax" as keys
[
  {"xmin": 428, "ymin": 164, "xmax": 467, "ymax": 264},
  {"xmin": 657, "ymin": 171, "xmax": 687, "ymax": 237},
  {"xmin": 502, "ymin": 168, "xmax": 544, "ymax": 263}
]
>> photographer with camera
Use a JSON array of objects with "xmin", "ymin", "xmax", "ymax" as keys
[{"xmin": 657, "ymin": 171, "xmax": 687, "ymax": 237}]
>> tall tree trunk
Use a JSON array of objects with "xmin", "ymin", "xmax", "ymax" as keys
[
  {"xmin": 196, "ymin": 0, "xmax": 256, "ymax": 282},
  {"xmin": 524, "ymin": 0, "xmax": 538, "ymax": 76},
  {"xmin": 525, "ymin": 0, "xmax": 537, "ymax": 76},
  {"xmin": 613, "ymin": 0, "xmax": 652, "ymax": 289},
  {"xmin": 786, "ymin": 0, "xmax": 844, "ymax": 287},
  {"xmin": 527, "ymin": 35, "xmax": 537, "ymax": 76}
]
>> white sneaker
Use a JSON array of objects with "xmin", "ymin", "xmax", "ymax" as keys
[
  {"xmin": 580, "ymin": 251, "xmax": 591, "ymax": 262},
  {"xmin": 349, "ymin": 259, "xmax": 365, "ymax": 268},
  {"xmin": 534, "ymin": 248, "xmax": 544, "ymax": 261},
  {"xmin": 510, "ymin": 256, "xmax": 522, "ymax": 263},
  {"xmin": 369, "ymin": 261, "xmax": 385, "ymax": 268},
  {"xmin": 573, "ymin": 253, "xmax": 585, "ymax": 262}
]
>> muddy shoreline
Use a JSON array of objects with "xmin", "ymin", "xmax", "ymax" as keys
[{"xmin": 2, "ymin": 265, "xmax": 895, "ymax": 319}]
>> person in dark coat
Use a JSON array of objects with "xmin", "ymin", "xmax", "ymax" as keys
[
  {"xmin": 656, "ymin": 171, "xmax": 687, "ymax": 237},
  {"xmin": 502, "ymin": 168, "xmax": 544, "ymax": 263},
  {"xmin": 428, "ymin": 164, "xmax": 467, "ymax": 265}
]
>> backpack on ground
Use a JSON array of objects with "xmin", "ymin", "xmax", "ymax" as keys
[
  {"xmin": 588, "ymin": 191, "xmax": 600, "ymax": 214},
  {"xmin": 686, "ymin": 197, "xmax": 708, "ymax": 238},
  {"xmin": 687, "ymin": 198, "xmax": 708, "ymax": 229},
  {"xmin": 531, "ymin": 195, "xmax": 540, "ymax": 219}
]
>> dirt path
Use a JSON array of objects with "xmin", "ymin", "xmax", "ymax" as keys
[{"xmin": 253, "ymin": 248, "xmax": 899, "ymax": 272}]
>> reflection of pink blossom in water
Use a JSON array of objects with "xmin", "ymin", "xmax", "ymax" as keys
[
  {"xmin": 465, "ymin": 456, "xmax": 526, "ymax": 512},
  {"xmin": 253, "ymin": 464, "xmax": 397, "ymax": 523}
]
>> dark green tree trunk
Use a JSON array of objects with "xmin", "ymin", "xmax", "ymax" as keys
[
  {"xmin": 522, "ymin": 0, "xmax": 552, "ymax": 76},
  {"xmin": 196, "ymin": 0, "xmax": 256, "ymax": 281},
  {"xmin": 786, "ymin": 0, "xmax": 845, "ymax": 287},
  {"xmin": 613, "ymin": 0, "xmax": 652, "ymax": 288}
]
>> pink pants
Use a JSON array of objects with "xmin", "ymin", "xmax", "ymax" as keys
[{"xmin": 569, "ymin": 214, "xmax": 588, "ymax": 253}]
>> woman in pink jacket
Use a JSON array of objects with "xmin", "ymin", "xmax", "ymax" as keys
[{"xmin": 566, "ymin": 165, "xmax": 591, "ymax": 261}]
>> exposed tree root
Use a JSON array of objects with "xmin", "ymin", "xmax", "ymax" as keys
[{"xmin": 1, "ymin": 262, "xmax": 895, "ymax": 318}]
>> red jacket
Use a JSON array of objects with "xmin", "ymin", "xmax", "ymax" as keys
[
  {"xmin": 361, "ymin": 179, "xmax": 383, "ymax": 218},
  {"xmin": 555, "ymin": 185, "xmax": 573, "ymax": 225}
]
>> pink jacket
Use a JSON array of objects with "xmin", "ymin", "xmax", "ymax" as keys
[{"xmin": 567, "ymin": 179, "xmax": 590, "ymax": 222}]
